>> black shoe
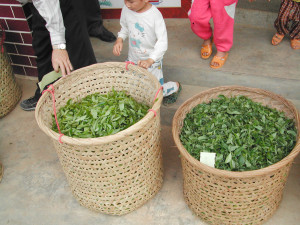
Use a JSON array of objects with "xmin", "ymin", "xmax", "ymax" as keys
[
  {"xmin": 20, "ymin": 96, "xmax": 39, "ymax": 111},
  {"xmin": 89, "ymin": 25, "xmax": 117, "ymax": 43}
]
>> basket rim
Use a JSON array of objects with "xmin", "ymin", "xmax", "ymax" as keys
[
  {"xmin": 172, "ymin": 85, "xmax": 300, "ymax": 178},
  {"xmin": 35, "ymin": 62, "xmax": 163, "ymax": 145}
]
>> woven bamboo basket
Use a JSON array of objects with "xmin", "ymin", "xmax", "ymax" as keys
[
  {"xmin": 172, "ymin": 86, "xmax": 300, "ymax": 225},
  {"xmin": 35, "ymin": 62, "xmax": 163, "ymax": 215},
  {"xmin": 0, "ymin": 24, "xmax": 22, "ymax": 118}
]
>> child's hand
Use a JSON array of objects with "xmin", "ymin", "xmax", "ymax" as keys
[
  {"xmin": 137, "ymin": 58, "xmax": 155, "ymax": 69},
  {"xmin": 113, "ymin": 38, "xmax": 123, "ymax": 56}
]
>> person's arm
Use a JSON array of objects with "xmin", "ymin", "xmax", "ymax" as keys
[
  {"xmin": 149, "ymin": 11, "xmax": 168, "ymax": 62},
  {"xmin": 117, "ymin": 6, "xmax": 129, "ymax": 41},
  {"xmin": 32, "ymin": 0, "xmax": 73, "ymax": 76},
  {"xmin": 113, "ymin": 38, "xmax": 124, "ymax": 56}
]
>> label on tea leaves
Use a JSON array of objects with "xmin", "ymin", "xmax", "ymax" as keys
[{"xmin": 200, "ymin": 152, "xmax": 216, "ymax": 168}]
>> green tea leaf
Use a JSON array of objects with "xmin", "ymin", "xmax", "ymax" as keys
[
  {"xmin": 179, "ymin": 95, "xmax": 297, "ymax": 171},
  {"xmin": 52, "ymin": 89, "xmax": 150, "ymax": 138}
]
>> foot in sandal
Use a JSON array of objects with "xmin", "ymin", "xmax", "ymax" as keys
[
  {"xmin": 163, "ymin": 82, "xmax": 182, "ymax": 106},
  {"xmin": 210, "ymin": 51, "xmax": 229, "ymax": 69},
  {"xmin": 291, "ymin": 38, "xmax": 300, "ymax": 50},
  {"xmin": 271, "ymin": 33, "xmax": 284, "ymax": 46},
  {"xmin": 201, "ymin": 38, "xmax": 213, "ymax": 59}
]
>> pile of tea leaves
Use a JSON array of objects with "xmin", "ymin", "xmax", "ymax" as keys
[
  {"xmin": 180, "ymin": 95, "xmax": 297, "ymax": 171},
  {"xmin": 52, "ymin": 89, "xmax": 149, "ymax": 138}
]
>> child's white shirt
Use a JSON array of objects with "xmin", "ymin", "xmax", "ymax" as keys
[{"xmin": 118, "ymin": 5, "xmax": 168, "ymax": 63}]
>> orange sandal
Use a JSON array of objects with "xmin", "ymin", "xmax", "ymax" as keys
[
  {"xmin": 210, "ymin": 52, "xmax": 229, "ymax": 69},
  {"xmin": 201, "ymin": 39, "xmax": 213, "ymax": 59},
  {"xmin": 271, "ymin": 33, "xmax": 284, "ymax": 46},
  {"xmin": 291, "ymin": 38, "xmax": 300, "ymax": 50}
]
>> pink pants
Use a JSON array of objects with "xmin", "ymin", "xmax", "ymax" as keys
[{"xmin": 189, "ymin": 0, "xmax": 238, "ymax": 52}]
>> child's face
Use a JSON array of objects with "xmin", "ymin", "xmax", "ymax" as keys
[{"xmin": 124, "ymin": 0, "xmax": 149, "ymax": 13}]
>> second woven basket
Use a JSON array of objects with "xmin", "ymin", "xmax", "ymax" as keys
[
  {"xmin": 172, "ymin": 86, "xmax": 300, "ymax": 225},
  {"xmin": 35, "ymin": 62, "xmax": 164, "ymax": 215},
  {"xmin": 0, "ymin": 23, "xmax": 22, "ymax": 118}
]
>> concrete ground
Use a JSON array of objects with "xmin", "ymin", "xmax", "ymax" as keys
[{"xmin": 1, "ymin": 4, "xmax": 300, "ymax": 225}]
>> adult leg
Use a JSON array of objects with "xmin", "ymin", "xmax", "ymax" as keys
[
  {"xmin": 274, "ymin": 0, "xmax": 293, "ymax": 37},
  {"xmin": 20, "ymin": 3, "xmax": 53, "ymax": 111},
  {"xmin": 72, "ymin": 0, "xmax": 116, "ymax": 42},
  {"xmin": 189, "ymin": 0, "xmax": 212, "ymax": 41},
  {"xmin": 289, "ymin": 1, "xmax": 300, "ymax": 49},
  {"xmin": 20, "ymin": 0, "xmax": 96, "ymax": 111},
  {"xmin": 211, "ymin": 0, "xmax": 238, "ymax": 52},
  {"xmin": 189, "ymin": 0, "xmax": 214, "ymax": 59},
  {"xmin": 272, "ymin": 0, "xmax": 294, "ymax": 45},
  {"xmin": 210, "ymin": 0, "xmax": 238, "ymax": 68},
  {"xmin": 61, "ymin": 0, "xmax": 97, "ymax": 69}
]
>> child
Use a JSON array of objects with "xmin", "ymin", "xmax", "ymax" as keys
[
  {"xmin": 271, "ymin": 0, "xmax": 300, "ymax": 49},
  {"xmin": 113, "ymin": 0, "xmax": 181, "ymax": 105},
  {"xmin": 188, "ymin": 0, "xmax": 239, "ymax": 69}
]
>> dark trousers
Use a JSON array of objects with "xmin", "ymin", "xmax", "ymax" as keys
[
  {"xmin": 72, "ymin": 0, "xmax": 103, "ymax": 34},
  {"xmin": 31, "ymin": 0, "xmax": 97, "ymax": 97},
  {"xmin": 274, "ymin": 0, "xmax": 300, "ymax": 39}
]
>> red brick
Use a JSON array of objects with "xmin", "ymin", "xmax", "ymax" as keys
[
  {"xmin": 0, "ymin": 19, "xmax": 8, "ymax": 30},
  {"xmin": 4, "ymin": 43, "xmax": 17, "ymax": 54},
  {"xmin": 24, "ymin": 66, "xmax": 38, "ymax": 77},
  {"xmin": 9, "ymin": 54, "xmax": 31, "ymax": 65},
  {"xmin": 16, "ymin": 44, "xmax": 35, "ymax": 56},
  {"xmin": 0, "ymin": 0, "xmax": 20, "ymax": 4},
  {"xmin": 21, "ymin": 33, "xmax": 32, "ymax": 44},
  {"xmin": 12, "ymin": 65, "xmax": 25, "ymax": 75},
  {"xmin": 29, "ymin": 56, "xmax": 37, "ymax": 66},
  {"xmin": 4, "ymin": 31, "xmax": 23, "ymax": 43},
  {"xmin": 6, "ymin": 19, "xmax": 30, "ymax": 32},
  {"xmin": 12, "ymin": 6, "xmax": 26, "ymax": 19},
  {"xmin": 0, "ymin": 5, "xmax": 14, "ymax": 18}
]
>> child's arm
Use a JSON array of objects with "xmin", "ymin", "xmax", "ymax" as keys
[
  {"xmin": 113, "ymin": 38, "xmax": 123, "ymax": 56},
  {"xmin": 113, "ymin": 6, "xmax": 128, "ymax": 56},
  {"xmin": 149, "ymin": 11, "xmax": 168, "ymax": 64}
]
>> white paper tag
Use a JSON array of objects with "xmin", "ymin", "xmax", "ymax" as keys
[{"xmin": 200, "ymin": 152, "xmax": 216, "ymax": 168}]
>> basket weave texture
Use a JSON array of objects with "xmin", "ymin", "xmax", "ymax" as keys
[
  {"xmin": 0, "ymin": 26, "xmax": 22, "ymax": 118},
  {"xmin": 172, "ymin": 86, "xmax": 300, "ymax": 225},
  {"xmin": 35, "ymin": 62, "xmax": 163, "ymax": 215}
]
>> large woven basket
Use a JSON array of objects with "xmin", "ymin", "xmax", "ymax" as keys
[
  {"xmin": 0, "ymin": 24, "xmax": 22, "ymax": 118},
  {"xmin": 172, "ymin": 86, "xmax": 300, "ymax": 225},
  {"xmin": 35, "ymin": 62, "xmax": 164, "ymax": 215}
]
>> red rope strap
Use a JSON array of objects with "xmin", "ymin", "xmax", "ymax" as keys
[
  {"xmin": 125, "ymin": 61, "xmax": 135, "ymax": 70},
  {"xmin": 148, "ymin": 86, "xmax": 163, "ymax": 117},
  {"xmin": 153, "ymin": 86, "xmax": 163, "ymax": 104},
  {"xmin": 148, "ymin": 109, "xmax": 157, "ymax": 117},
  {"xmin": 42, "ymin": 85, "xmax": 64, "ymax": 143}
]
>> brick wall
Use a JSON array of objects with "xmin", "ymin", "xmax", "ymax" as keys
[{"xmin": 0, "ymin": 0, "xmax": 38, "ymax": 78}]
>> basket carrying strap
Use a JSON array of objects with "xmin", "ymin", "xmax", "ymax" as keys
[
  {"xmin": 42, "ymin": 85, "xmax": 64, "ymax": 143},
  {"xmin": 148, "ymin": 86, "xmax": 163, "ymax": 117},
  {"xmin": 153, "ymin": 86, "xmax": 163, "ymax": 104},
  {"xmin": 125, "ymin": 61, "xmax": 135, "ymax": 70}
]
